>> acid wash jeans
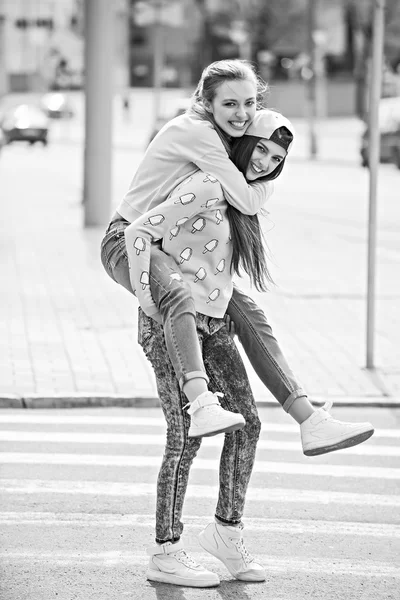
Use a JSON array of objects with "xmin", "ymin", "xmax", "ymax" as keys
[
  {"xmin": 100, "ymin": 214, "xmax": 307, "ymax": 413},
  {"xmin": 137, "ymin": 306, "xmax": 261, "ymax": 543}
]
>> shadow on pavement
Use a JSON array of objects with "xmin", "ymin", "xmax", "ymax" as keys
[{"xmin": 148, "ymin": 578, "xmax": 257, "ymax": 599}]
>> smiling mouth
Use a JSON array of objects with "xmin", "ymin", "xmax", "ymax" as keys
[
  {"xmin": 250, "ymin": 161, "xmax": 264, "ymax": 174},
  {"xmin": 229, "ymin": 121, "xmax": 247, "ymax": 129}
]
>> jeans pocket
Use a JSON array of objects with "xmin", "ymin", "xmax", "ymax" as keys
[{"xmin": 101, "ymin": 224, "xmax": 128, "ymax": 278}]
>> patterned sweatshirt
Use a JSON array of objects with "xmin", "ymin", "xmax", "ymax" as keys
[
  {"xmin": 124, "ymin": 171, "xmax": 235, "ymax": 320},
  {"xmin": 116, "ymin": 111, "xmax": 273, "ymax": 223}
]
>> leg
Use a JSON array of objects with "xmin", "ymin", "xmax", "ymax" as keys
[
  {"xmin": 138, "ymin": 310, "xmax": 220, "ymax": 588},
  {"xmin": 102, "ymin": 222, "xmax": 245, "ymax": 437},
  {"xmin": 200, "ymin": 320, "xmax": 261, "ymax": 524},
  {"xmin": 138, "ymin": 309, "xmax": 201, "ymax": 543},
  {"xmin": 149, "ymin": 245, "xmax": 209, "ymax": 398},
  {"xmin": 101, "ymin": 222, "xmax": 208, "ymax": 398},
  {"xmin": 227, "ymin": 285, "xmax": 310, "ymax": 416},
  {"xmin": 227, "ymin": 287, "xmax": 374, "ymax": 456},
  {"xmin": 149, "ymin": 247, "xmax": 245, "ymax": 436},
  {"xmin": 197, "ymin": 318, "xmax": 265, "ymax": 582}
]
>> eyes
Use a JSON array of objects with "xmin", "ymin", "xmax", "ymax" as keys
[
  {"xmin": 256, "ymin": 143, "xmax": 283, "ymax": 163},
  {"xmin": 223, "ymin": 100, "xmax": 256, "ymax": 107}
]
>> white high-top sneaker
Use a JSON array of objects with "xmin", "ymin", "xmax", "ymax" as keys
[
  {"xmin": 198, "ymin": 522, "xmax": 266, "ymax": 582},
  {"xmin": 186, "ymin": 392, "xmax": 245, "ymax": 438},
  {"xmin": 147, "ymin": 539, "xmax": 219, "ymax": 588},
  {"xmin": 301, "ymin": 400, "xmax": 374, "ymax": 456}
]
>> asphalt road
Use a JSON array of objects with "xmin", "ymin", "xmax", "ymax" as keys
[{"xmin": 0, "ymin": 405, "xmax": 399, "ymax": 600}]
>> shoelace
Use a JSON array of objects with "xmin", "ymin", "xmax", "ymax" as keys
[
  {"xmin": 175, "ymin": 550, "xmax": 200, "ymax": 568},
  {"xmin": 321, "ymin": 400, "xmax": 349, "ymax": 426},
  {"xmin": 322, "ymin": 400, "xmax": 333, "ymax": 413},
  {"xmin": 234, "ymin": 538, "xmax": 254, "ymax": 565}
]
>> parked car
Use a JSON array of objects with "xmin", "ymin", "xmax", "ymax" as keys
[
  {"xmin": 147, "ymin": 97, "xmax": 191, "ymax": 146},
  {"xmin": 360, "ymin": 97, "xmax": 400, "ymax": 168},
  {"xmin": 40, "ymin": 92, "xmax": 74, "ymax": 119},
  {"xmin": 0, "ymin": 104, "xmax": 49, "ymax": 145}
]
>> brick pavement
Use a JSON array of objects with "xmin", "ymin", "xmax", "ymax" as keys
[{"xmin": 0, "ymin": 100, "xmax": 399, "ymax": 408}]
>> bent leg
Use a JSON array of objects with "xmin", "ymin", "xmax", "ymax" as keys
[
  {"xmin": 149, "ymin": 246, "xmax": 209, "ymax": 395},
  {"xmin": 102, "ymin": 223, "xmax": 209, "ymax": 398},
  {"xmin": 227, "ymin": 285, "xmax": 308, "ymax": 414}
]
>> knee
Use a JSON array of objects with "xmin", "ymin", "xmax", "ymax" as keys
[
  {"xmin": 165, "ymin": 430, "xmax": 201, "ymax": 459},
  {"xmin": 156, "ymin": 276, "xmax": 195, "ymax": 316},
  {"xmin": 244, "ymin": 411, "xmax": 262, "ymax": 441}
]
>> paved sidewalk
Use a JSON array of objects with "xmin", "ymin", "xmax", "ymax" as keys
[{"xmin": 0, "ymin": 97, "xmax": 399, "ymax": 409}]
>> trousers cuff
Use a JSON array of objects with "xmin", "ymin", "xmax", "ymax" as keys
[
  {"xmin": 282, "ymin": 389, "xmax": 308, "ymax": 413},
  {"xmin": 179, "ymin": 370, "xmax": 209, "ymax": 390}
]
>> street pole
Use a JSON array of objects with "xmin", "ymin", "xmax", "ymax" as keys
[
  {"xmin": 307, "ymin": 0, "xmax": 318, "ymax": 158},
  {"xmin": 366, "ymin": 0, "xmax": 385, "ymax": 369},
  {"xmin": 152, "ymin": 0, "xmax": 163, "ymax": 128},
  {"xmin": 83, "ymin": 0, "xmax": 114, "ymax": 227},
  {"xmin": 0, "ymin": 8, "xmax": 8, "ymax": 97}
]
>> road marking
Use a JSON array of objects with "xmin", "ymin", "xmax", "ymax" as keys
[
  {"xmin": 1, "ymin": 511, "xmax": 399, "ymax": 538},
  {"xmin": 0, "ymin": 414, "xmax": 397, "ymax": 439},
  {"xmin": 1, "ymin": 479, "xmax": 399, "ymax": 507},
  {"xmin": 1, "ymin": 452, "xmax": 399, "ymax": 479},
  {"xmin": 0, "ymin": 430, "xmax": 396, "ymax": 456},
  {"xmin": 0, "ymin": 550, "xmax": 398, "ymax": 577}
]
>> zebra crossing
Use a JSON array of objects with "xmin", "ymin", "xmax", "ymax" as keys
[{"xmin": 0, "ymin": 406, "xmax": 399, "ymax": 599}]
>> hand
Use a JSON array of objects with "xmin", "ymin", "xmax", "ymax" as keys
[{"xmin": 224, "ymin": 314, "xmax": 236, "ymax": 340}]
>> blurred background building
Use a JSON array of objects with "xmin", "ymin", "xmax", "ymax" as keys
[{"xmin": 0, "ymin": 0, "xmax": 399, "ymax": 117}]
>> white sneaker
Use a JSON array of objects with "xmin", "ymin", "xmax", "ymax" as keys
[
  {"xmin": 186, "ymin": 392, "xmax": 245, "ymax": 438},
  {"xmin": 147, "ymin": 539, "xmax": 219, "ymax": 588},
  {"xmin": 198, "ymin": 522, "xmax": 266, "ymax": 582},
  {"xmin": 301, "ymin": 400, "xmax": 374, "ymax": 456}
]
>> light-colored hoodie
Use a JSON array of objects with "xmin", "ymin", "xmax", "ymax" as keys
[
  {"xmin": 124, "ymin": 110, "xmax": 294, "ymax": 320},
  {"xmin": 116, "ymin": 111, "xmax": 274, "ymax": 223}
]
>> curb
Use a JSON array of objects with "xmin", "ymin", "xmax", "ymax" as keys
[{"xmin": 1, "ymin": 394, "xmax": 399, "ymax": 410}]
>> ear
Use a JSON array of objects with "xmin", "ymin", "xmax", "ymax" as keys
[{"xmin": 203, "ymin": 99, "xmax": 213, "ymax": 113}]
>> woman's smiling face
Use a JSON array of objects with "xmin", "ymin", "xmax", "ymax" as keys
[
  {"xmin": 207, "ymin": 79, "xmax": 257, "ymax": 138},
  {"xmin": 246, "ymin": 138, "xmax": 287, "ymax": 180}
]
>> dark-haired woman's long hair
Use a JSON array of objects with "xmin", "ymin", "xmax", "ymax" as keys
[{"xmin": 227, "ymin": 134, "xmax": 287, "ymax": 292}]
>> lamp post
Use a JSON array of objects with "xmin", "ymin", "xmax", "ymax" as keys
[
  {"xmin": 306, "ymin": 0, "xmax": 318, "ymax": 158},
  {"xmin": 366, "ymin": 0, "xmax": 386, "ymax": 369},
  {"xmin": 152, "ymin": 0, "xmax": 163, "ymax": 126},
  {"xmin": 0, "ymin": 12, "xmax": 7, "ymax": 96},
  {"xmin": 83, "ymin": 0, "xmax": 114, "ymax": 227}
]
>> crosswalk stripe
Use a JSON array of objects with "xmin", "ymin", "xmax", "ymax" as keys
[
  {"xmin": 1, "ymin": 479, "xmax": 399, "ymax": 507},
  {"xmin": 0, "ymin": 430, "xmax": 395, "ymax": 456},
  {"xmin": 1, "ymin": 511, "xmax": 399, "ymax": 538},
  {"xmin": 1, "ymin": 452, "xmax": 398, "ymax": 479},
  {"xmin": 0, "ymin": 414, "xmax": 397, "ymax": 439},
  {"xmin": 0, "ymin": 550, "xmax": 398, "ymax": 577}
]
